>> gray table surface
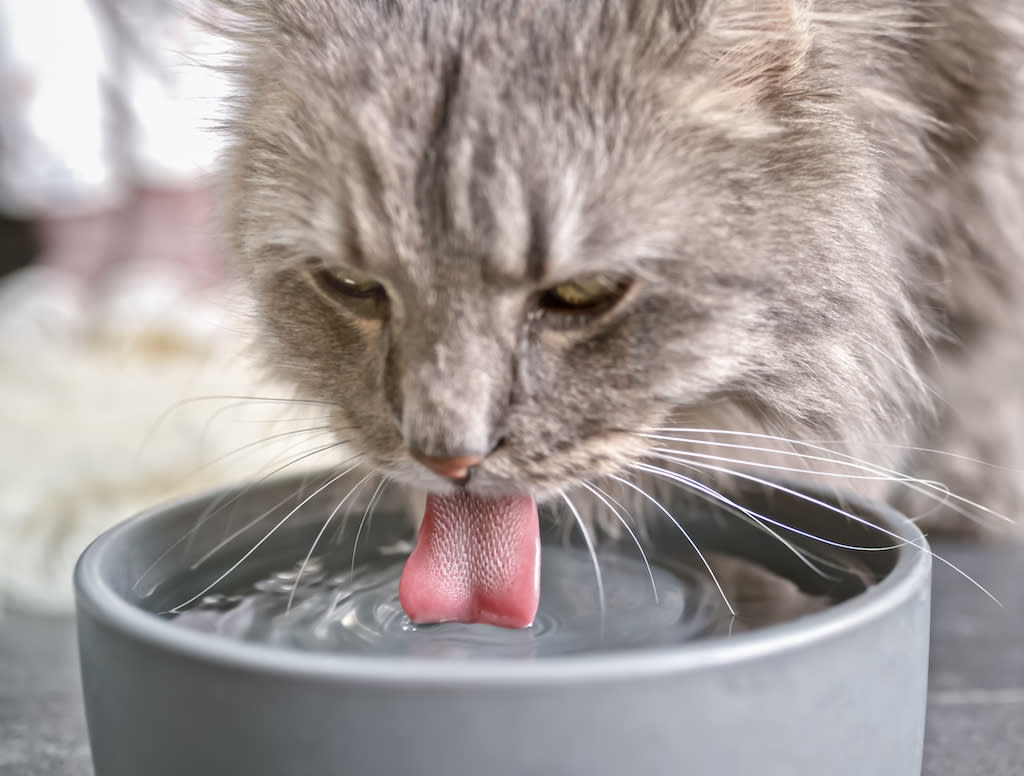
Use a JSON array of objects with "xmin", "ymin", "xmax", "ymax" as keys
[{"xmin": 0, "ymin": 539, "xmax": 1021, "ymax": 776}]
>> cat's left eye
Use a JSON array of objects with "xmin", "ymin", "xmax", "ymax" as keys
[
  {"xmin": 305, "ymin": 260, "xmax": 387, "ymax": 309},
  {"xmin": 538, "ymin": 273, "xmax": 630, "ymax": 315}
]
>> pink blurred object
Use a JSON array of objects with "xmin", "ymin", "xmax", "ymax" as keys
[{"xmin": 35, "ymin": 187, "xmax": 224, "ymax": 290}]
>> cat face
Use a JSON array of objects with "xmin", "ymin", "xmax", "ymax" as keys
[{"xmin": 219, "ymin": 0, "xmax": 924, "ymax": 498}]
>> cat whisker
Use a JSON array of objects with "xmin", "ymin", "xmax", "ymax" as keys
[
  {"xmin": 349, "ymin": 475, "xmax": 393, "ymax": 581},
  {"xmin": 159, "ymin": 393, "xmax": 337, "ymax": 410},
  {"xmin": 648, "ymin": 456, "xmax": 1002, "ymax": 606},
  {"xmin": 207, "ymin": 408, "xmax": 336, "ymax": 426},
  {"xmin": 639, "ymin": 462, "xmax": 849, "ymax": 576},
  {"xmin": 189, "ymin": 486, "xmax": 317, "ymax": 572},
  {"xmin": 644, "ymin": 441, "xmax": 965, "ymax": 525},
  {"xmin": 646, "ymin": 440, "xmax": 932, "ymax": 482},
  {"xmin": 607, "ymin": 475, "xmax": 736, "ymax": 616},
  {"xmin": 133, "ymin": 443, "xmax": 359, "ymax": 592},
  {"xmin": 142, "ymin": 393, "xmax": 339, "ymax": 451},
  {"xmin": 179, "ymin": 439, "xmax": 357, "ymax": 556},
  {"xmin": 688, "ymin": 487, "xmax": 850, "ymax": 582},
  {"xmin": 188, "ymin": 460, "xmax": 365, "ymax": 570},
  {"xmin": 165, "ymin": 466, "xmax": 359, "ymax": 613},
  {"xmin": 559, "ymin": 489, "xmax": 607, "ymax": 626},
  {"xmin": 645, "ymin": 430, "xmax": 878, "ymax": 473},
  {"xmin": 634, "ymin": 459, "xmax": 901, "ymax": 557},
  {"xmin": 651, "ymin": 426, "xmax": 1024, "ymax": 475},
  {"xmin": 626, "ymin": 458, "xmax": 851, "ymax": 579},
  {"xmin": 287, "ymin": 469, "xmax": 378, "ymax": 612},
  {"xmin": 644, "ymin": 428, "xmax": 1016, "ymax": 527},
  {"xmin": 194, "ymin": 400, "xmax": 337, "ymax": 445},
  {"xmin": 177, "ymin": 424, "xmax": 338, "ymax": 479},
  {"xmin": 580, "ymin": 481, "xmax": 659, "ymax": 603}
]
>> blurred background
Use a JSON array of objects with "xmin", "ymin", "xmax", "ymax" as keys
[{"xmin": 0, "ymin": 0, "xmax": 325, "ymax": 611}]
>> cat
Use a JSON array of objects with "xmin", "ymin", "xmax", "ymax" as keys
[{"xmin": 207, "ymin": 0, "xmax": 1024, "ymax": 620}]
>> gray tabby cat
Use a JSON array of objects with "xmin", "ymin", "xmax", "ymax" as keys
[{"xmin": 210, "ymin": 0, "xmax": 1023, "ymax": 613}]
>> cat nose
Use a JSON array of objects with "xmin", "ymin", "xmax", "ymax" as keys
[{"xmin": 410, "ymin": 451, "xmax": 485, "ymax": 485}]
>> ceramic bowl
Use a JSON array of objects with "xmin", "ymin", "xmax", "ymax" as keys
[{"xmin": 75, "ymin": 474, "xmax": 930, "ymax": 776}]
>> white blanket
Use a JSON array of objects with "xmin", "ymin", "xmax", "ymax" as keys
[{"xmin": 0, "ymin": 265, "xmax": 332, "ymax": 611}]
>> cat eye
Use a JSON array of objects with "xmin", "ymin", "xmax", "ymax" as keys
[
  {"xmin": 305, "ymin": 261, "xmax": 387, "ymax": 313},
  {"xmin": 537, "ymin": 273, "xmax": 631, "ymax": 316}
]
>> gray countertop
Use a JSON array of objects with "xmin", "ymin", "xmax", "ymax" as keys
[{"xmin": 1, "ymin": 539, "xmax": 1021, "ymax": 776}]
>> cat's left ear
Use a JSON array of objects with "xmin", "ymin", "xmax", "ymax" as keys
[
  {"xmin": 198, "ymin": 0, "xmax": 344, "ymax": 48},
  {"xmin": 698, "ymin": 0, "xmax": 814, "ymax": 100}
]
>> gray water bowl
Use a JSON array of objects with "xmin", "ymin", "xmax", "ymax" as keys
[{"xmin": 75, "ymin": 475, "xmax": 931, "ymax": 776}]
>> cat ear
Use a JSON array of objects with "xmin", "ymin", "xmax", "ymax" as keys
[
  {"xmin": 200, "ymin": 0, "xmax": 342, "ymax": 47},
  {"xmin": 700, "ymin": 0, "xmax": 814, "ymax": 98}
]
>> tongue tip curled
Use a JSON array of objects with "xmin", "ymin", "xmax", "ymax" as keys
[
  {"xmin": 397, "ymin": 580, "xmax": 538, "ymax": 630},
  {"xmin": 399, "ymin": 491, "xmax": 540, "ymax": 629}
]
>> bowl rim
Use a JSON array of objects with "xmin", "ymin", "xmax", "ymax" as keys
[{"xmin": 74, "ymin": 479, "xmax": 932, "ymax": 687}]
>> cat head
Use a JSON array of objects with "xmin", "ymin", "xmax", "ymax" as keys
[{"xmin": 214, "ymin": 0, "xmax": 925, "ymax": 497}]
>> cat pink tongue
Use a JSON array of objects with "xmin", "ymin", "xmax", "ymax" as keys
[{"xmin": 399, "ymin": 492, "xmax": 540, "ymax": 628}]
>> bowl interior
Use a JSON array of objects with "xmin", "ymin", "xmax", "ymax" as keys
[{"xmin": 76, "ymin": 473, "xmax": 925, "ymax": 664}]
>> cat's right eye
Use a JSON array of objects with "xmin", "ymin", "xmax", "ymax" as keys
[
  {"xmin": 305, "ymin": 260, "xmax": 388, "ymax": 315},
  {"xmin": 536, "ymin": 273, "xmax": 632, "ymax": 322}
]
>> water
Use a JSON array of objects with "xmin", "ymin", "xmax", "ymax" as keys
[{"xmin": 166, "ymin": 544, "xmax": 832, "ymax": 659}]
